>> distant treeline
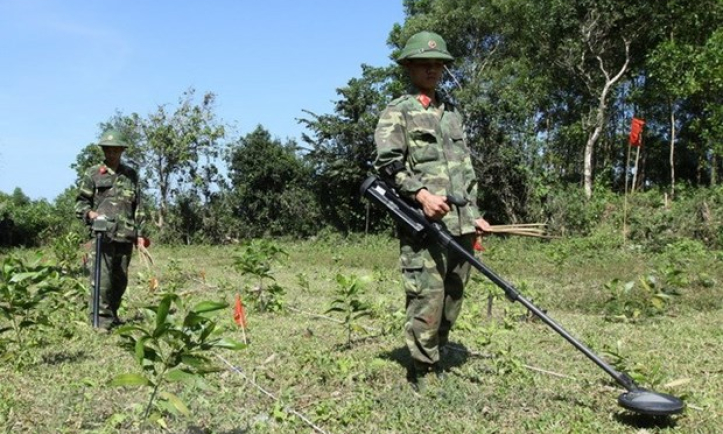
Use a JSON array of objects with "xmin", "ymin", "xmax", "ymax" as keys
[{"xmin": 1, "ymin": 0, "xmax": 721, "ymax": 249}]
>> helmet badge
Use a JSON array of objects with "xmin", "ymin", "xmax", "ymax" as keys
[{"xmin": 428, "ymin": 40, "xmax": 437, "ymax": 49}]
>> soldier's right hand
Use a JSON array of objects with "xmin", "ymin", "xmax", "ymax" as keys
[
  {"xmin": 87, "ymin": 210, "xmax": 100, "ymax": 221},
  {"xmin": 415, "ymin": 189, "xmax": 450, "ymax": 220}
]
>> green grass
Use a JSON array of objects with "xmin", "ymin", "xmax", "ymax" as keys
[{"xmin": 1, "ymin": 233, "xmax": 722, "ymax": 433}]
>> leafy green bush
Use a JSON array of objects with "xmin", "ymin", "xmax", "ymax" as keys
[
  {"xmin": 233, "ymin": 239, "xmax": 287, "ymax": 312},
  {"xmin": 112, "ymin": 293, "xmax": 245, "ymax": 427},
  {"xmin": 0, "ymin": 253, "xmax": 78, "ymax": 367},
  {"xmin": 626, "ymin": 186, "xmax": 723, "ymax": 251},
  {"xmin": 602, "ymin": 271, "xmax": 682, "ymax": 322},
  {"xmin": 537, "ymin": 183, "xmax": 619, "ymax": 236},
  {"xmin": 326, "ymin": 273, "xmax": 372, "ymax": 348},
  {"xmin": 50, "ymin": 231, "xmax": 85, "ymax": 275}
]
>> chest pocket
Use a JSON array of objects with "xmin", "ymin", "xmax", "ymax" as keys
[
  {"xmin": 408, "ymin": 127, "xmax": 439, "ymax": 164},
  {"xmin": 94, "ymin": 175, "xmax": 116, "ymax": 202}
]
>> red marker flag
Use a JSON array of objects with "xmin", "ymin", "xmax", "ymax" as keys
[
  {"xmin": 233, "ymin": 294, "xmax": 247, "ymax": 329},
  {"xmin": 629, "ymin": 117, "xmax": 645, "ymax": 147},
  {"xmin": 473, "ymin": 237, "xmax": 485, "ymax": 252}
]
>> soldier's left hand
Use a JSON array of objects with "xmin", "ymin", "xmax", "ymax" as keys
[{"xmin": 475, "ymin": 218, "xmax": 492, "ymax": 236}]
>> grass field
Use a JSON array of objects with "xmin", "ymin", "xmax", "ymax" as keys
[{"xmin": 1, "ymin": 232, "xmax": 722, "ymax": 433}]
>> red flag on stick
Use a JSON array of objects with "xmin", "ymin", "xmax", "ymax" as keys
[
  {"xmin": 629, "ymin": 117, "xmax": 645, "ymax": 147},
  {"xmin": 233, "ymin": 294, "xmax": 247, "ymax": 329},
  {"xmin": 473, "ymin": 237, "xmax": 485, "ymax": 252}
]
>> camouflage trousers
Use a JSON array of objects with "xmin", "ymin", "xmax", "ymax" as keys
[
  {"xmin": 399, "ymin": 231, "xmax": 474, "ymax": 365},
  {"xmin": 88, "ymin": 238, "xmax": 133, "ymax": 319}
]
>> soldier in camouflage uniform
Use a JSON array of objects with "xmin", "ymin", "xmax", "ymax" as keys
[
  {"xmin": 75, "ymin": 129, "xmax": 147, "ymax": 329},
  {"xmin": 373, "ymin": 31, "xmax": 491, "ymax": 391}
]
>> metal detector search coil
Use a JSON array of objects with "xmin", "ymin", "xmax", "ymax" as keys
[{"xmin": 360, "ymin": 175, "xmax": 685, "ymax": 417}]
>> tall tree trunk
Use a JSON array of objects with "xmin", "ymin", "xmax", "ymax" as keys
[
  {"xmin": 157, "ymin": 156, "xmax": 167, "ymax": 229},
  {"xmin": 711, "ymin": 152, "xmax": 718, "ymax": 186},
  {"xmin": 583, "ymin": 111, "xmax": 603, "ymax": 198},
  {"xmin": 583, "ymin": 39, "xmax": 631, "ymax": 199},
  {"xmin": 669, "ymin": 101, "xmax": 676, "ymax": 199}
]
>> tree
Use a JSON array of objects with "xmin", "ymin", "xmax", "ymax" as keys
[
  {"xmin": 640, "ymin": 0, "xmax": 722, "ymax": 195},
  {"xmin": 138, "ymin": 89, "xmax": 226, "ymax": 231},
  {"xmin": 300, "ymin": 64, "xmax": 396, "ymax": 232},
  {"xmin": 227, "ymin": 126, "xmax": 320, "ymax": 238}
]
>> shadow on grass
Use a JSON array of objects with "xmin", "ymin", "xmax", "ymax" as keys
[
  {"xmin": 613, "ymin": 412, "xmax": 679, "ymax": 429},
  {"xmin": 332, "ymin": 333, "xmax": 385, "ymax": 351},
  {"xmin": 379, "ymin": 341, "xmax": 471, "ymax": 382},
  {"xmin": 41, "ymin": 350, "xmax": 88, "ymax": 365},
  {"xmin": 186, "ymin": 426, "xmax": 248, "ymax": 434}
]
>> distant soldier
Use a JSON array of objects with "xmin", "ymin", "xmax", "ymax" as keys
[
  {"xmin": 373, "ymin": 31, "xmax": 491, "ymax": 392},
  {"xmin": 75, "ymin": 129, "xmax": 147, "ymax": 329},
  {"xmin": 0, "ymin": 211, "xmax": 14, "ymax": 247}
]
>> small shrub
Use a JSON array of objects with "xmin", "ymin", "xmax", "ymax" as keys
[
  {"xmin": 0, "ymin": 253, "xmax": 72, "ymax": 367},
  {"xmin": 325, "ymin": 273, "xmax": 372, "ymax": 348},
  {"xmin": 233, "ymin": 239, "xmax": 288, "ymax": 312},
  {"xmin": 602, "ymin": 271, "xmax": 682, "ymax": 322},
  {"xmin": 112, "ymin": 294, "xmax": 245, "ymax": 427}
]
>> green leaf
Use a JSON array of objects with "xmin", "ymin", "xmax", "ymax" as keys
[
  {"xmin": 152, "ymin": 322, "xmax": 172, "ymax": 339},
  {"xmin": 160, "ymin": 391, "xmax": 191, "ymax": 416},
  {"xmin": 9, "ymin": 272, "xmax": 40, "ymax": 284},
  {"xmin": 191, "ymin": 300, "xmax": 228, "ymax": 314},
  {"xmin": 181, "ymin": 354, "xmax": 210, "ymax": 367},
  {"xmin": 134, "ymin": 337, "xmax": 149, "ymax": 365},
  {"xmin": 182, "ymin": 312, "xmax": 206, "ymax": 328},
  {"xmin": 199, "ymin": 322, "xmax": 216, "ymax": 341},
  {"xmin": 166, "ymin": 368, "xmax": 200, "ymax": 384},
  {"xmin": 109, "ymin": 373, "xmax": 152, "ymax": 387},
  {"xmin": 211, "ymin": 338, "xmax": 246, "ymax": 350},
  {"xmin": 325, "ymin": 307, "xmax": 345, "ymax": 314},
  {"xmin": 650, "ymin": 297, "xmax": 666, "ymax": 310},
  {"xmin": 156, "ymin": 295, "xmax": 173, "ymax": 330},
  {"xmin": 115, "ymin": 324, "xmax": 147, "ymax": 336}
]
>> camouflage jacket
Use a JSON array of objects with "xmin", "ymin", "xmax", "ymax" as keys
[
  {"xmin": 373, "ymin": 92, "xmax": 480, "ymax": 236},
  {"xmin": 75, "ymin": 162, "xmax": 145, "ymax": 242}
]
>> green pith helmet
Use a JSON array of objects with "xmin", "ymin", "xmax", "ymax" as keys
[
  {"xmin": 98, "ymin": 129, "xmax": 128, "ymax": 147},
  {"xmin": 396, "ymin": 31, "xmax": 454, "ymax": 64}
]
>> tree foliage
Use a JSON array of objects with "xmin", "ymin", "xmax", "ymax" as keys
[
  {"xmin": 227, "ymin": 126, "xmax": 321, "ymax": 238},
  {"xmin": 4, "ymin": 0, "xmax": 722, "ymax": 244},
  {"xmin": 300, "ymin": 64, "xmax": 398, "ymax": 233},
  {"xmin": 139, "ymin": 89, "xmax": 226, "ymax": 231}
]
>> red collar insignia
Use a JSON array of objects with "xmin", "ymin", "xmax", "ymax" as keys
[{"xmin": 417, "ymin": 94, "xmax": 432, "ymax": 108}]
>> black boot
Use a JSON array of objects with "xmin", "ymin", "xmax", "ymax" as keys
[
  {"xmin": 111, "ymin": 311, "xmax": 125, "ymax": 326},
  {"xmin": 411, "ymin": 361, "xmax": 435, "ymax": 393}
]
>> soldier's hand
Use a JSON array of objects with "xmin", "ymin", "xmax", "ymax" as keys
[
  {"xmin": 87, "ymin": 211, "xmax": 99, "ymax": 221},
  {"xmin": 475, "ymin": 218, "xmax": 492, "ymax": 236},
  {"xmin": 415, "ymin": 189, "xmax": 450, "ymax": 220},
  {"xmin": 137, "ymin": 237, "xmax": 149, "ymax": 248}
]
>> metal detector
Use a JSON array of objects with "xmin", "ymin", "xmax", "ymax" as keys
[
  {"xmin": 360, "ymin": 175, "xmax": 685, "ymax": 416},
  {"xmin": 90, "ymin": 216, "xmax": 111, "ymax": 328}
]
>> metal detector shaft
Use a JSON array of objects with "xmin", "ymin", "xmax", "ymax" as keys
[
  {"xmin": 360, "ymin": 175, "xmax": 638, "ymax": 392},
  {"xmin": 441, "ymin": 236, "xmax": 637, "ymax": 391},
  {"xmin": 92, "ymin": 231, "xmax": 102, "ymax": 328}
]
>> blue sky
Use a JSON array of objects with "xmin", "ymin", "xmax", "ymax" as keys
[{"xmin": 0, "ymin": 0, "xmax": 405, "ymax": 201}]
